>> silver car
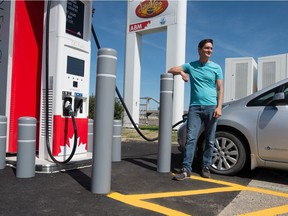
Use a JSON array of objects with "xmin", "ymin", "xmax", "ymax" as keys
[{"xmin": 178, "ymin": 78, "xmax": 288, "ymax": 175}]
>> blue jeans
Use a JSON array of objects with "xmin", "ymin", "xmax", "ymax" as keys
[{"xmin": 182, "ymin": 105, "xmax": 218, "ymax": 172}]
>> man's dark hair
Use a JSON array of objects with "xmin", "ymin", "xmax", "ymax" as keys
[{"xmin": 198, "ymin": 39, "xmax": 213, "ymax": 49}]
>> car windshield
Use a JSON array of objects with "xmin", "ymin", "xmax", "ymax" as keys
[{"xmin": 247, "ymin": 82, "xmax": 288, "ymax": 107}]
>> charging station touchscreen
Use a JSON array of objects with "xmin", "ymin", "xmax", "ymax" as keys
[
  {"xmin": 66, "ymin": 0, "xmax": 84, "ymax": 39},
  {"xmin": 67, "ymin": 56, "xmax": 84, "ymax": 77}
]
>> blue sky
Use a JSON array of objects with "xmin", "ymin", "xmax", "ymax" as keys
[{"xmin": 90, "ymin": 1, "xmax": 288, "ymax": 110}]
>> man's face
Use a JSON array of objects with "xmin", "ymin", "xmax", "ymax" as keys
[{"xmin": 198, "ymin": 42, "xmax": 213, "ymax": 59}]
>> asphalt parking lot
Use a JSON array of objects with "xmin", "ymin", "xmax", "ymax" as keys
[{"xmin": 1, "ymin": 141, "xmax": 288, "ymax": 216}]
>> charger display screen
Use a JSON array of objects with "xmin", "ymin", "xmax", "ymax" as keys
[
  {"xmin": 66, "ymin": 0, "xmax": 84, "ymax": 39},
  {"xmin": 67, "ymin": 56, "xmax": 85, "ymax": 77}
]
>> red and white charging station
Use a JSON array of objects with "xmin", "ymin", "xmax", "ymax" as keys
[
  {"xmin": 0, "ymin": 0, "xmax": 92, "ymax": 167},
  {"xmin": 39, "ymin": 0, "xmax": 92, "ymax": 162}
]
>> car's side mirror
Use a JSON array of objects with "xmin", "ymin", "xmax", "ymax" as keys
[
  {"xmin": 182, "ymin": 113, "xmax": 188, "ymax": 121},
  {"xmin": 271, "ymin": 92, "xmax": 286, "ymax": 105}
]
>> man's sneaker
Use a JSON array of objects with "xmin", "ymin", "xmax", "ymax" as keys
[
  {"xmin": 201, "ymin": 166, "xmax": 211, "ymax": 178},
  {"xmin": 174, "ymin": 168, "xmax": 191, "ymax": 181}
]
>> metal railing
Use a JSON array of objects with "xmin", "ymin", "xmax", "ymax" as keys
[{"xmin": 140, "ymin": 97, "xmax": 159, "ymax": 124}]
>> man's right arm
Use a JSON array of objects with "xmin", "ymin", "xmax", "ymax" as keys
[{"xmin": 168, "ymin": 66, "xmax": 188, "ymax": 82}]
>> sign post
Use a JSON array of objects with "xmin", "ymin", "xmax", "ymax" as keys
[{"xmin": 123, "ymin": 0, "xmax": 187, "ymax": 128}]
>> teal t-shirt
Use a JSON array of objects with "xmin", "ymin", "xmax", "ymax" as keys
[{"xmin": 182, "ymin": 61, "xmax": 223, "ymax": 106}]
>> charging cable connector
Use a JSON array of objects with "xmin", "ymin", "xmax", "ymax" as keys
[{"xmin": 64, "ymin": 101, "xmax": 74, "ymax": 117}]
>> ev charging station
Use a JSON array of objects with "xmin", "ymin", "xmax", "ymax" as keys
[
  {"xmin": 39, "ymin": 0, "xmax": 92, "ymax": 162},
  {"xmin": 0, "ymin": 0, "xmax": 93, "ymax": 170}
]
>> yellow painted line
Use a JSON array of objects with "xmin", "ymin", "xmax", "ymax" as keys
[
  {"xmin": 125, "ymin": 186, "xmax": 242, "ymax": 200},
  {"xmin": 239, "ymin": 204, "xmax": 288, "ymax": 216},
  {"xmin": 107, "ymin": 174, "xmax": 288, "ymax": 216},
  {"xmin": 108, "ymin": 192, "xmax": 190, "ymax": 216},
  {"xmin": 191, "ymin": 176, "xmax": 248, "ymax": 188},
  {"xmin": 245, "ymin": 186, "xmax": 288, "ymax": 198},
  {"xmin": 107, "ymin": 186, "xmax": 241, "ymax": 216},
  {"xmin": 192, "ymin": 176, "xmax": 288, "ymax": 198}
]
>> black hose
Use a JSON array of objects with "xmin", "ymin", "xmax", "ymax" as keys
[
  {"xmin": 115, "ymin": 87, "xmax": 158, "ymax": 142},
  {"xmin": 45, "ymin": 0, "xmax": 78, "ymax": 164},
  {"xmin": 91, "ymin": 24, "xmax": 101, "ymax": 50},
  {"xmin": 172, "ymin": 119, "xmax": 185, "ymax": 129},
  {"xmin": 91, "ymin": 25, "xmax": 184, "ymax": 142}
]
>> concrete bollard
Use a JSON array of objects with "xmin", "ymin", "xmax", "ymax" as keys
[
  {"xmin": 88, "ymin": 119, "xmax": 93, "ymax": 153},
  {"xmin": 0, "ymin": 116, "xmax": 7, "ymax": 169},
  {"xmin": 157, "ymin": 73, "xmax": 174, "ymax": 173},
  {"xmin": 112, "ymin": 119, "xmax": 122, "ymax": 162},
  {"xmin": 91, "ymin": 48, "xmax": 117, "ymax": 194},
  {"xmin": 16, "ymin": 117, "xmax": 37, "ymax": 178}
]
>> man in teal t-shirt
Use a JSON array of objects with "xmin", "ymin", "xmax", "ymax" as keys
[{"xmin": 168, "ymin": 39, "xmax": 223, "ymax": 181}]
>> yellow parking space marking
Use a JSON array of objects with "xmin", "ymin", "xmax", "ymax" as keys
[
  {"xmin": 107, "ymin": 175, "xmax": 288, "ymax": 216},
  {"xmin": 193, "ymin": 175, "xmax": 288, "ymax": 198},
  {"xmin": 239, "ymin": 204, "xmax": 288, "ymax": 216},
  {"xmin": 191, "ymin": 176, "xmax": 247, "ymax": 189},
  {"xmin": 116, "ymin": 186, "xmax": 241, "ymax": 200},
  {"xmin": 108, "ymin": 192, "xmax": 190, "ymax": 216},
  {"xmin": 245, "ymin": 186, "xmax": 288, "ymax": 198}
]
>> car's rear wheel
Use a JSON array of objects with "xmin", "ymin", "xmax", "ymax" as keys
[{"xmin": 210, "ymin": 131, "xmax": 247, "ymax": 175}]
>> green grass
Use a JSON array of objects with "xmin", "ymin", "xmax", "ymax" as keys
[
  {"xmin": 122, "ymin": 126, "xmax": 178, "ymax": 144},
  {"xmin": 139, "ymin": 125, "xmax": 159, "ymax": 131}
]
